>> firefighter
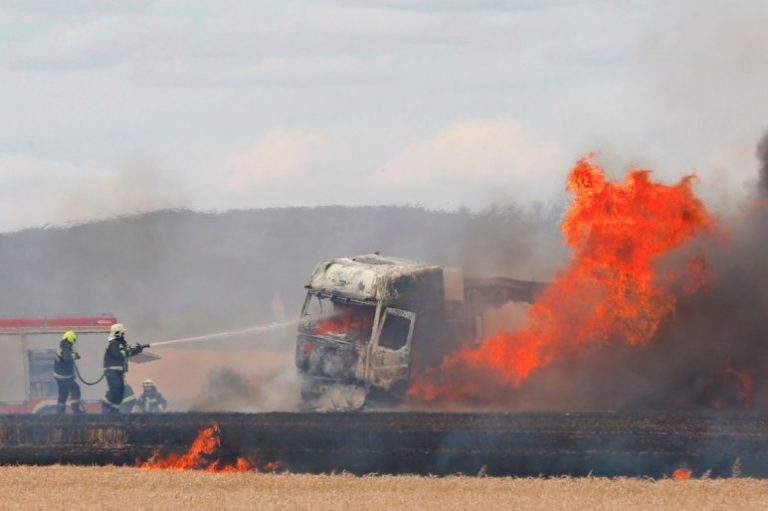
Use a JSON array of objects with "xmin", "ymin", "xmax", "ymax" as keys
[
  {"xmin": 101, "ymin": 323, "xmax": 148, "ymax": 414},
  {"xmin": 53, "ymin": 330, "xmax": 83, "ymax": 414},
  {"xmin": 136, "ymin": 378, "xmax": 167, "ymax": 413}
]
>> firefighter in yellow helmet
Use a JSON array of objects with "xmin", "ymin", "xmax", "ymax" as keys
[
  {"xmin": 101, "ymin": 323, "xmax": 149, "ymax": 414},
  {"xmin": 53, "ymin": 331, "xmax": 83, "ymax": 414}
]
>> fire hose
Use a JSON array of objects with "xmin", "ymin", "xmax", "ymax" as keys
[
  {"xmin": 73, "ymin": 343, "xmax": 151, "ymax": 386},
  {"xmin": 74, "ymin": 362, "xmax": 105, "ymax": 386}
]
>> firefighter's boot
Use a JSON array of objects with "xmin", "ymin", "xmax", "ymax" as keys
[
  {"xmin": 70, "ymin": 400, "xmax": 84, "ymax": 414},
  {"xmin": 55, "ymin": 404, "xmax": 66, "ymax": 415}
]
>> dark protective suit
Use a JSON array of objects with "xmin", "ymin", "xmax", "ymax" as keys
[
  {"xmin": 120, "ymin": 384, "xmax": 137, "ymax": 414},
  {"xmin": 102, "ymin": 336, "xmax": 143, "ymax": 414},
  {"xmin": 137, "ymin": 387, "xmax": 167, "ymax": 413},
  {"xmin": 53, "ymin": 340, "xmax": 82, "ymax": 414}
]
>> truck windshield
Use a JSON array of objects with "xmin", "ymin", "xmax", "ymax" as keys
[{"xmin": 302, "ymin": 294, "xmax": 375, "ymax": 344}]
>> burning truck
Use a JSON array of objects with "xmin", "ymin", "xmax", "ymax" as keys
[{"xmin": 295, "ymin": 253, "xmax": 543, "ymax": 410}]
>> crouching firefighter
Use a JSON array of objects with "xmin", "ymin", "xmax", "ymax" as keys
[
  {"xmin": 102, "ymin": 323, "xmax": 150, "ymax": 414},
  {"xmin": 53, "ymin": 330, "xmax": 83, "ymax": 414},
  {"xmin": 137, "ymin": 379, "xmax": 167, "ymax": 413}
]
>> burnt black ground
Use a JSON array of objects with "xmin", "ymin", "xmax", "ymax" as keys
[{"xmin": 0, "ymin": 412, "xmax": 766, "ymax": 477}]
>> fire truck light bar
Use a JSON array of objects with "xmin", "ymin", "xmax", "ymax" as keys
[{"xmin": 0, "ymin": 315, "xmax": 118, "ymax": 333}]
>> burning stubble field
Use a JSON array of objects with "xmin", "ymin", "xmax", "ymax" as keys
[
  {"xmin": 1, "ymin": 466, "xmax": 767, "ymax": 511},
  {"xmin": 4, "ymin": 412, "xmax": 768, "ymax": 478}
]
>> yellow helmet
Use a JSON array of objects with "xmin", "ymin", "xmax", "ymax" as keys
[{"xmin": 62, "ymin": 331, "xmax": 77, "ymax": 343}]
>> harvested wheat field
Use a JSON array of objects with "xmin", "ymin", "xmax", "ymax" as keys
[{"xmin": 0, "ymin": 467, "xmax": 767, "ymax": 511}]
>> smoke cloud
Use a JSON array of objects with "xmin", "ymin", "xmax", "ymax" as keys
[
  {"xmin": 418, "ymin": 130, "xmax": 768, "ymax": 412},
  {"xmin": 758, "ymin": 131, "xmax": 768, "ymax": 195},
  {"xmin": 190, "ymin": 366, "xmax": 300, "ymax": 412}
]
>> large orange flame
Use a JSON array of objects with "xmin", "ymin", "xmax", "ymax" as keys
[
  {"xmin": 410, "ymin": 155, "xmax": 715, "ymax": 402},
  {"xmin": 140, "ymin": 423, "xmax": 252, "ymax": 472}
]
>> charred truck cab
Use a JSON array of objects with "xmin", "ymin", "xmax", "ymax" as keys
[
  {"xmin": 296, "ymin": 254, "xmax": 446, "ymax": 410},
  {"xmin": 296, "ymin": 253, "xmax": 544, "ymax": 410}
]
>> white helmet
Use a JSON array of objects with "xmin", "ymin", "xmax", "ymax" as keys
[
  {"xmin": 109, "ymin": 323, "xmax": 127, "ymax": 338},
  {"xmin": 143, "ymin": 378, "xmax": 154, "ymax": 386}
]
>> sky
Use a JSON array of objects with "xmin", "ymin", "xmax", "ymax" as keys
[{"xmin": 0, "ymin": 0, "xmax": 767, "ymax": 232}]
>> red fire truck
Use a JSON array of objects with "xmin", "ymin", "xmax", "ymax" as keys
[{"xmin": 0, "ymin": 315, "xmax": 117, "ymax": 414}]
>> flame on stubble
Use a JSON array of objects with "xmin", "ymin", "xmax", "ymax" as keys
[
  {"xmin": 140, "ymin": 423, "xmax": 252, "ymax": 473},
  {"xmin": 673, "ymin": 466, "xmax": 692, "ymax": 481}
]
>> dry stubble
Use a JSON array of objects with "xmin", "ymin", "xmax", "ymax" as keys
[{"xmin": 0, "ymin": 466, "xmax": 767, "ymax": 511}]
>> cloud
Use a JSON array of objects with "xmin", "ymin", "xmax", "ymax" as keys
[
  {"xmin": 378, "ymin": 119, "xmax": 566, "ymax": 202},
  {"xmin": 285, "ymin": 2, "xmax": 431, "ymax": 36},
  {"xmin": 7, "ymin": 1, "xmax": 759, "ymax": 221},
  {"xmin": 3, "ymin": 0, "xmax": 150, "ymax": 16},
  {"xmin": 0, "ymin": 153, "xmax": 96, "ymax": 230},
  {"xmin": 0, "ymin": 153, "xmax": 186, "ymax": 232},
  {"xmin": 326, "ymin": 0, "xmax": 584, "ymax": 13},
  {"xmin": 9, "ymin": 14, "xmax": 139, "ymax": 70},
  {"xmin": 257, "ymin": 56, "xmax": 363, "ymax": 77},
  {"xmin": 225, "ymin": 129, "xmax": 326, "ymax": 190},
  {"xmin": 0, "ymin": 153, "xmax": 79, "ymax": 192}
]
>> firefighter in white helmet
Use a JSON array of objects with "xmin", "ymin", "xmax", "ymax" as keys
[
  {"xmin": 101, "ymin": 323, "xmax": 149, "ymax": 414},
  {"xmin": 137, "ymin": 378, "xmax": 167, "ymax": 413}
]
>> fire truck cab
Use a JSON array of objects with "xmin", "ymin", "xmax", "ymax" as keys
[{"xmin": 0, "ymin": 315, "xmax": 117, "ymax": 414}]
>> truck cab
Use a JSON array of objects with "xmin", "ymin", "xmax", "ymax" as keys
[
  {"xmin": 295, "ymin": 253, "xmax": 546, "ymax": 410},
  {"xmin": 295, "ymin": 254, "xmax": 443, "ymax": 410}
]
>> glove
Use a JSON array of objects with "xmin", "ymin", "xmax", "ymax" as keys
[
  {"xmin": 133, "ymin": 343, "xmax": 150, "ymax": 353},
  {"xmin": 74, "ymin": 352, "xmax": 81, "ymax": 360}
]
